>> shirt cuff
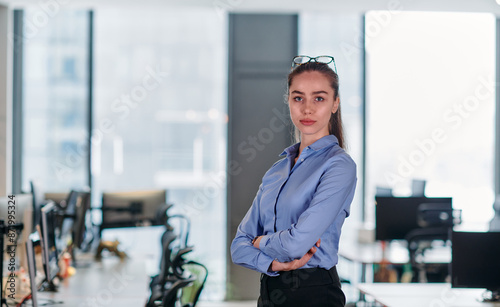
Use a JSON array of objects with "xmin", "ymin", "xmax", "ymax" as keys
[
  {"xmin": 258, "ymin": 234, "xmax": 270, "ymax": 250},
  {"xmin": 259, "ymin": 233, "xmax": 284, "ymax": 261},
  {"xmin": 257, "ymin": 252, "xmax": 278, "ymax": 276}
]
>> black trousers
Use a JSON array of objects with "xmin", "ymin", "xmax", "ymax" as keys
[{"xmin": 258, "ymin": 266, "xmax": 346, "ymax": 307}]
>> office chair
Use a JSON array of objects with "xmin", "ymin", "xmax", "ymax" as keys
[
  {"xmin": 146, "ymin": 230, "xmax": 178, "ymax": 306},
  {"xmin": 146, "ymin": 204, "xmax": 207, "ymax": 307},
  {"xmin": 405, "ymin": 226, "xmax": 450, "ymax": 282},
  {"xmin": 161, "ymin": 278, "xmax": 196, "ymax": 307},
  {"xmin": 179, "ymin": 261, "xmax": 208, "ymax": 307},
  {"xmin": 405, "ymin": 202, "xmax": 460, "ymax": 283}
]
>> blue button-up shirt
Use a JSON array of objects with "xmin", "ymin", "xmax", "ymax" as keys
[{"xmin": 231, "ymin": 135, "xmax": 357, "ymax": 276}]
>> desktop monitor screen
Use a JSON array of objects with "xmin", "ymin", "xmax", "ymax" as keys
[
  {"xmin": 375, "ymin": 196, "xmax": 452, "ymax": 241},
  {"xmin": 30, "ymin": 181, "xmax": 45, "ymax": 233},
  {"xmin": 451, "ymin": 231, "xmax": 500, "ymax": 293},
  {"xmin": 59, "ymin": 190, "xmax": 90, "ymax": 249},
  {"xmin": 39, "ymin": 202, "xmax": 60, "ymax": 282},
  {"xmin": 101, "ymin": 189, "xmax": 167, "ymax": 229},
  {"xmin": 58, "ymin": 190, "xmax": 81, "ymax": 252}
]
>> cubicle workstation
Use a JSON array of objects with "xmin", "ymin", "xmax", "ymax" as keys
[
  {"xmin": 357, "ymin": 231, "xmax": 500, "ymax": 306},
  {"xmin": 339, "ymin": 196, "xmax": 456, "ymax": 285},
  {"xmin": 376, "ymin": 196, "xmax": 457, "ymax": 283},
  {"xmin": 350, "ymin": 196, "xmax": 500, "ymax": 305},
  {"xmin": 0, "ymin": 188, "xmax": 200, "ymax": 307},
  {"xmin": 0, "ymin": 190, "xmax": 95, "ymax": 306}
]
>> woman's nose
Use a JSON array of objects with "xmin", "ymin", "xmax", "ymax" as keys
[{"xmin": 303, "ymin": 101, "xmax": 313, "ymax": 114}]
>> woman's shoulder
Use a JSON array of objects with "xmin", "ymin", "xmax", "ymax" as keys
[
  {"xmin": 322, "ymin": 144, "xmax": 357, "ymax": 174},
  {"xmin": 311, "ymin": 135, "xmax": 355, "ymax": 162},
  {"xmin": 328, "ymin": 145, "xmax": 355, "ymax": 162}
]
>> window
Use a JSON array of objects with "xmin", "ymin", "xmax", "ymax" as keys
[
  {"xmin": 93, "ymin": 8, "xmax": 227, "ymax": 299},
  {"xmin": 21, "ymin": 9, "xmax": 90, "ymax": 192},
  {"xmin": 366, "ymin": 11, "xmax": 496, "ymax": 229}
]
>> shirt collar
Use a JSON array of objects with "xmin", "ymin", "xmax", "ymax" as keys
[{"xmin": 280, "ymin": 135, "xmax": 339, "ymax": 157}]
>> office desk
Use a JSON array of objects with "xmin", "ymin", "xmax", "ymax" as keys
[
  {"xmin": 36, "ymin": 255, "xmax": 152, "ymax": 307},
  {"xmin": 35, "ymin": 255, "xmax": 257, "ymax": 307},
  {"xmin": 357, "ymin": 283, "xmax": 500, "ymax": 307}
]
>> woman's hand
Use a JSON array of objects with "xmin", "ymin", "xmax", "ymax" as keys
[{"xmin": 270, "ymin": 239, "xmax": 321, "ymax": 272}]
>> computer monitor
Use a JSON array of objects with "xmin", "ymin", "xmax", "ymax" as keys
[
  {"xmin": 39, "ymin": 201, "xmax": 59, "ymax": 290},
  {"xmin": 451, "ymin": 231, "xmax": 500, "ymax": 301},
  {"xmin": 72, "ymin": 191, "xmax": 91, "ymax": 249},
  {"xmin": 30, "ymin": 180, "xmax": 46, "ymax": 232},
  {"xmin": 101, "ymin": 189, "xmax": 167, "ymax": 231},
  {"xmin": 375, "ymin": 196, "xmax": 452, "ymax": 241},
  {"xmin": 58, "ymin": 191, "xmax": 77, "ymax": 253},
  {"xmin": 59, "ymin": 190, "xmax": 90, "ymax": 251},
  {"xmin": 25, "ymin": 232, "xmax": 41, "ymax": 307}
]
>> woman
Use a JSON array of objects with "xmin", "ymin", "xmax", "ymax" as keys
[{"xmin": 231, "ymin": 55, "xmax": 357, "ymax": 307}]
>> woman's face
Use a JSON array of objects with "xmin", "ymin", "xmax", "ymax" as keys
[{"xmin": 288, "ymin": 71, "xmax": 339, "ymax": 142}]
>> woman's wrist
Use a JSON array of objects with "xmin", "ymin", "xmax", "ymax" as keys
[
  {"xmin": 252, "ymin": 236, "xmax": 263, "ymax": 249},
  {"xmin": 271, "ymin": 259, "xmax": 281, "ymax": 271}
]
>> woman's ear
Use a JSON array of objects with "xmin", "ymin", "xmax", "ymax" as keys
[{"xmin": 332, "ymin": 96, "xmax": 340, "ymax": 114}]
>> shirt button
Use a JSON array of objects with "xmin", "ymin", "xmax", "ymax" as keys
[{"xmin": 301, "ymin": 158, "xmax": 304, "ymax": 162}]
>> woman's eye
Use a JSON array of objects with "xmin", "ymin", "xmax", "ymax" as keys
[
  {"xmin": 315, "ymin": 97, "xmax": 325, "ymax": 102},
  {"xmin": 293, "ymin": 97, "xmax": 303, "ymax": 102}
]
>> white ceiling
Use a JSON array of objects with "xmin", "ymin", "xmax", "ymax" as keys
[{"xmin": 1, "ymin": 0, "xmax": 500, "ymax": 16}]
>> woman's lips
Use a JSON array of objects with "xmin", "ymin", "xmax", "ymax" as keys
[{"xmin": 300, "ymin": 119, "xmax": 316, "ymax": 126}]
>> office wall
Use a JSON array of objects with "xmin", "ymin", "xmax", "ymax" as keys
[
  {"xmin": 226, "ymin": 13, "xmax": 297, "ymax": 300},
  {"xmin": 0, "ymin": 5, "xmax": 12, "ymax": 196}
]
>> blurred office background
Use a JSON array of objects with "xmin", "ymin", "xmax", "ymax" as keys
[{"xmin": 1, "ymin": 0, "xmax": 499, "ymax": 302}]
